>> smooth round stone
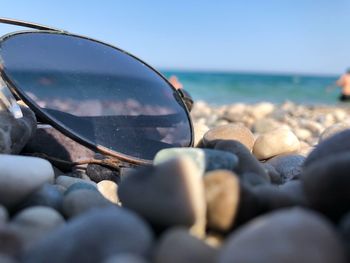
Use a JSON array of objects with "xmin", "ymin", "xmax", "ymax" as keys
[
  {"xmin": 119, "ymin": 157, "xmax": 206, "ymax": 237},
  {"xmin": 0, "ymin": 155, "xmax": 54, "ymax": 208},
  {"xmin": 299, "ymin": 119, "xmax": 324, "ymax": 135},
  {"xmin": 0, "ymin": 226, "xmax": 22, "ymax": 257},
  {"xmin": 86, "ymin": 163, "xmax": 120, "ymax": 184},
  {"xmin": 248, "ymin": 102, "xmax": 275, "ymax": 119},
  {"xmin": 241, "ymin": 172, "xmax": 270, "ymax": 186},
  {"xmin": 103, "ymin": 254, "xmax": 148, "ymax": 263},
  {"xmin": 304, "ymin": 130, "xmax": 350, "ymax": 168},
  {"xmin": 253, "ymin": 127, "xmax": 300, "ymax": 160},
  {"xmin": 0, "ymin": 105, "xmax": 36, "ymax": 154},
  {"xmin": 192, "ymin": 122, "xmax": 210, "ymax": 147},
  {"xmin": 294, "ymin": 128, "xmax": 312, "ymax": 141},
  {"xmin": 64, "ymin": 182, "xmax": 98, "ymax": 196},
  {"xmin": 10, "ymin": 206, "xmax": 65, "ymax": 249},
  {"xmin": 319, "ymin": 123, "xmax": 350, "ymax": 143},
  {"xmin": 154, "ymin": 228, "xmax": 218, "ymax": 263},
  {"xmin": 214, "ymin": 140, "xmax": 268, "ymax": 179},
  {"xmin": 0, "ymin": 205, "xmax": 8, "ymax": 224},
  {"xmin": 19, "ymin": 184, "xmax": 64, "ymax": 212},
  {"xmin": 279, "ymin": 180, "xmax": 308, "ymax": 206},
  {"xmin": 339, "ymin": 212, "xmax": 350, "ymax": 260},
  {"xmin": 97, "ymin": 180, "xmax": 119, "ymax": 204},
  {"xmin": 63, "ymin": 189, "xmax": 113, "ymax": 218},
  {"xmin": 262, "ymin": 163, "xmax": 283, "ymax": 184},
  {"xmin": 203, "ymin": 124, "xmax": 255, "ymax": 151},
  {"xmin": 203, "ymin": 170, "xmax": 240, "ymax": 232},
  {"xmin": 266, "ymin": 154, "xmax": 305, "ymax": 181},
  {"xmin": 253, "ymin": 185, "xmax": 298, "ymax": 212},
  {"xmin": 55, "ymin": 175, "xmax": 96, "ymax": 189},
  {"xmin": 219, "ymin": 208, "xmax": 346, "ymax": 263},
  {"xmin": 252, "ymin": 118, "xmax": 280, "ymax": 134},
  {"xmin": 154, "ymin": 148, "xmax": 238, "ymax": 175},
  {"xmin": 24, "ymin": 207, "xmax": 154, "ymax": 263},
  {"xmin": 301, "ymin": 152, "xmax": 350, "ymax": 221}
]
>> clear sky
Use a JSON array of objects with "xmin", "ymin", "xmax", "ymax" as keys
[{"xmin": 0, "ymin": 0, "xmax": 349, "ymax": 75}]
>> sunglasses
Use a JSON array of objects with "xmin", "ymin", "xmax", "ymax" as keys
[{"xmin": 0, "ymin": 18, "xmax": 194, "ymax": 167}]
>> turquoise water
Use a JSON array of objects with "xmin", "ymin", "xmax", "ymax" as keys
[{"xmin": 162, "ymin": 71, "xmax": 339, "ymax": 106}]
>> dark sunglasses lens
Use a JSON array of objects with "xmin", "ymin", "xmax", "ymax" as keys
[{"xmin": 0, "ymin": 32, "xmax": 192, "ymax": 161}]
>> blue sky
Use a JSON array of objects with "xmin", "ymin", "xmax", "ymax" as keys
[{"xmin": 0, "ymin": 0, "xmax": 349, "ymax": 75}]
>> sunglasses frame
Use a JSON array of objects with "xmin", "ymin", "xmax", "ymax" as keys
[{"xmin": 0, "ymin": 18, "xmax": 194, "ymax": 166}]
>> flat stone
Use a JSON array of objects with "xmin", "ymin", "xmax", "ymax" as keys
[
  {"xmin": 303, "ymin": 129, "xmax": 350, "ymax": 168},
  {"xmin": 203, "ymin": 124, "xmax": 255, "ymax": 151},
  {"xmin": 10, "ymin": 206, "xmax": 65, "ymax": 249},
  {"xmin": 154, "ymin": 148, "xmax": 238, "ymax": 175},
  {"xmin": 119, "ymin": 157, "xmax": 206, "ymax": 237},
  {"xmin": 319, "ymin": 123, "xmax": 350, "ymax": 143},
  {"xmin": 266, "ymin": 154, "xmax": 305, "ymax": 181},
  {"xmin": 62, "ymin": 189, "xmax": 113, "ymax": 218},
  {"xmin": 0, "ymin": 155, "xmax": 54, "ymax": 208},
  {"xmin": 154, "ymin": 227, "xmax": 218, "ymax": 263},
  {"xmin": 18, "ymin": 184, "xmax": 64, "ymax": 212},
  {"xmin": 301, "ymin": 152, "xmax": 350, "ymax": 221},
  {"xmin": 220, "ymin": 208, "xmax": 347, "ymax": 263},
  {"xmin": 23, "ymin": 207, "xmax": 154, "ymax": 263},
  {"xmin": 214, "ymin": 140, "xmax": 268, "ymax": 179},
  {"xmin": 0, "ymin": 105, "xmax": 36, "ymax": 154},
  {"xmin": 97, "ymin": 180, "xmax": 119, "ymax": 204},
  {"xmin": 253, "ymin": 127, "xmax": 300, "ymax": 160},
  {"xmin": 23, "ymin": 126, "xmax": 95, "ymax": 171}
]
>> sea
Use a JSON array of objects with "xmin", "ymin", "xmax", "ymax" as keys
[{"xmin": 162, "ymin": 71, "xmax": 340, "ymax": 106}]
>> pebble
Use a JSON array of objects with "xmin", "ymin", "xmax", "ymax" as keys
[
  {"xmin": 339, "ymin": 212, "xmax": 350, "ymax": 260},
  {"xmin": 278, "ymin": 180, "xmax": 308, "ymax": 206},
  {"xmin": 86, "ymin": 163, "xmax": 120, "ymax": 183},
  {"xmin": 23, "ymin": 126, "xmax": 95, "ymax": 171},
  {"xmin": 214, "ymin": 140, "xmax": 269, "ymax": 179},
  {"xmin": 0, "ymin": 105, "xmax": 36, "ymax": 154},
  {"xmin": 97, "ymin": 180, "xmax": 119, "ymax": 204},
  {"xmin": 301, "ymin": 152, "xmax": 350, "ymax": 221},
  {"xmin": 303, "ymin": 129, "xmax": 350, "ymax": 168},
  {"xmin": 62, "ymin": 189, "xmax": 113, "ymax": 218},
  {"xmin": 203, "ymin": 170, "xmax": 240, "ymax": 232},
  {"xmin": 266, "ymin": 154, "xmax": 305, "ymax": 181},
  {"xmin": 220, "ymin": 208, "xmax": 346, "ymax": 263},
  {"xmin": 253, "ymin": 127, "xmax": 300, "ymax": 160},
  {"xmin": 154, "ymin": 227, "xmax": 218, "ymax": 263},
  {"xmin": 192, "ymin": 122, "xmax": 210, "ymax": 146},
  {"xmin": 0, "ymin": 205, "xmax": 8, "ymax": 224},
  {"xmin": 202, "ymin": 124, "xmax": 255, "ymax": 150},
  {"xmin": 262, "ymin": 163, "xmax": 283, "ymax": 184},
  {"xmin": 103, "ymin": 254, "xmax": 148, "ymax": 263},
  {"xmin": 55, "ymin": 175, "xmax": 96, "ymax": 189},
  {"xmin": 319, "ymin": 123, "xmax": 350, "ymax": 143},
  {"xmin": 18, "ymin": 184, "xmax": 64, "ymax": 212},
  {"xmin": 0, "ymin": 226, "xmax": 22, "ymax": 258},
  {"xmin": 23, "ymin": 207, "xmax": 154, "ymax": 263},
  {"xmin": 154, "ymin": 148, "xmax": 238, "ymax": 175},
  {"xmin": 119, "ymin": 157, "xmax": 206, "ymax": 237},
  {"xmin": 10, "ymin": 206, "xmax": 65, "ymax": 249},
  {"xmin": 0, "ymin": 155, "xmax": 54, "ymax": 208},
  {"xmin": 64, "ymin": 182, "xmax": 99, "ymax": 195},
  {"xmin": 252, "ymin": 118, "xmax": 281, "ymax": 134}
]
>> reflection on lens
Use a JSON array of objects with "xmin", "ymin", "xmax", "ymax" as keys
[{"xmin": 0, "ymin": 32, "xmax": 192, "ymax": 160}]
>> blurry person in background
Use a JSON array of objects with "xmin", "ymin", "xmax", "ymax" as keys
[{"xmin": 336, "ymin": 68, "xmax": 350, "ymax": 101}]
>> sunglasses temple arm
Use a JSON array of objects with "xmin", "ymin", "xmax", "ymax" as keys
[
  {"xmin": 0, "ymin": 17, "xmax": 65, "ymax": 32},
  {"xmin": 177, "ymin": 88, "xmax": 193, "ymax": 112},
  {"xmin": 0, "ymin": 77, "xmax": 23, "ymax": 118}
]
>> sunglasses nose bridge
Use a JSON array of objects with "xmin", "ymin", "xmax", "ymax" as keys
[{"xmin": 0, "ymin": 75, "xmax": 23, "ymax": 118}]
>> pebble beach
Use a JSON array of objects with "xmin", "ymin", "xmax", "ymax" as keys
[{"xmin": 0, "ymin": 100, "xmax": 350, "ymax": 262}]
